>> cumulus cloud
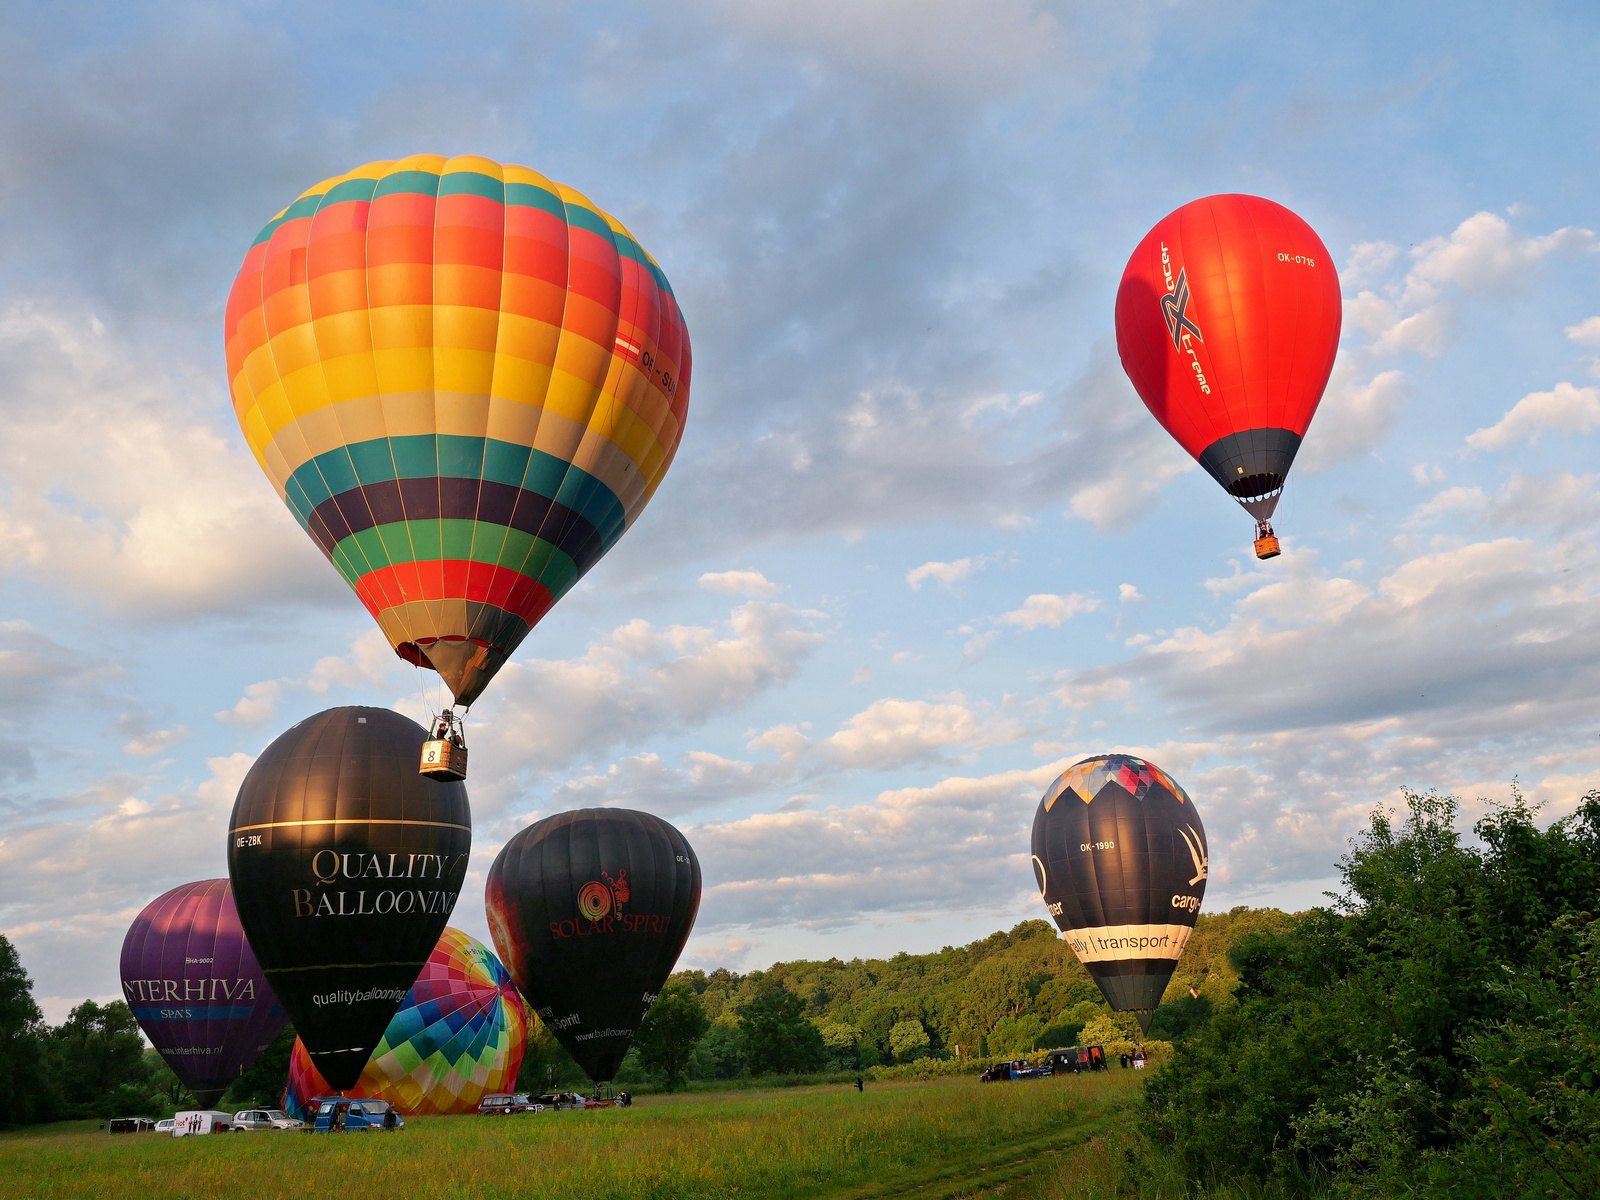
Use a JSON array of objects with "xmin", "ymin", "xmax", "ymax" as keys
[
  {"xmin": 473, "ymin": 601, "xmax": 825, "ymax": 786},
  {"xmin": 0, "ymin": 753, "xmax": 254, "ymax": 1000},
  {"xmin": 1340, "ymin": 213, "xmax": 1595, "ymax": 369},
  {"xmin": 0, "ymin": 303, "xmax": 340, "ymax": 619},
  {"xmin": 996, "ymin": 593, "xmax": 1099, "ymax": 630},
  {"xmin": 1565, "ymin": 316, "xmax": 1600, "ymax": 346},
  {"xmin": 1340, "ymin": 240, "xmax": 1400, "ymax": 288},
  {"xmin": 907, "ymin": 557, "xmax": 979, "ymax": 590},
  {"xmin": 1404, "ymin": 212, "xmax": 1597, "ymax": 304},
  {"xmin": 1465, "ymin": 382, "xmax": 1600, "ymax": 453},
  {"xmin": 541, "ymin": 690, "xmax": 1027, "ymax": 817},
  {"xmin": 698, "ymin": 569, "xmax": 782, "ymax": 597},
  {"xmin": 216, "ymin": 631, "xmax": 400, "ymax": 730},
  {"xmin": 686, "ymin": 759, "xmax": 1072, "ymax": 931},
  {"xmin": 1068, "ymin": 538, "xmax": 1600, "ymax": 738},
  {"xmin": 1405, "ymin": 471, "xmax": 1600, "ymax": 535},
  {"xmin": 1295, "ymin": 368, "xmax": 1410, "ymax": 471}
]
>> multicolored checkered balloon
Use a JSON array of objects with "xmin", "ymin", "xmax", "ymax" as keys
[{"xmin": 283, "ymin": 927, "xmax": 526, "ymax": 1117}]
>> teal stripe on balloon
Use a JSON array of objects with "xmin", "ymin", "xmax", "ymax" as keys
[{"xmin": 285, "ymin": 437, "xmax": 625, "ymax": 535}]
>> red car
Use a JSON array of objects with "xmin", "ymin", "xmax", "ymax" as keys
[{"xmin": 477, "ymin": 1093, "xmax": 530, "ymax": 1115}]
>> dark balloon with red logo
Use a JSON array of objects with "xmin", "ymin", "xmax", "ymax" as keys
[
  {"xmin": 1031, "ymin": 754, "xmax": 1209, "ymax": 1033},
  {"xmin": 119, "ymin": 879, "xmax": 287, "ymax": 1108},
  {"xmin": 226, "ymin": 707, "xmax": 471, "ymax": 1090},
  {"xmin": 485, "ymin": 808, "xmax": 701, "ymax": 1084},
  {"xmin": 1115, "ymin": 194, "xmax": 1341, "ymax": 555}
]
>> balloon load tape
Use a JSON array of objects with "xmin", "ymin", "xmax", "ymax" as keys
[{"xmin": 420, "ymin": 710, "xmax": 468, "ymax": 782}]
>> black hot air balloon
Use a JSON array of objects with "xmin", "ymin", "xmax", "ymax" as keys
[
  {"xmin": 226, "ymin": 706, "xmax": 471, "ymax": 1090},
  {"xmin": 1030, "ymin": 754, "xmax": 1208, "ymax": 1033},
  {"xmin": 486, "ymin": 808, "xmax": 700, "ymax": 1084}
]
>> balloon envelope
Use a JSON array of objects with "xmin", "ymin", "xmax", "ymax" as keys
[
  {"xmin": 486, "ymin": 808, "xmax": 700, "ymax": 1083},
  {"xmin": 282, "ymin": 926, "xmax": 526, "ymax": 1118},
  {"xmin": 224, "ymin": 154, "xmax": 693, "ymax": 706},
  {"xmin": 226, "ymin": 706, "xmax": 471, "ymax": 1090},
  {"xmin": 119, "ymin": 880, "xmax": 287, "ymax": 1109},
  {"xmin": 1030, "ymin": 754, "xmax": 1209, "ymax": 1030},
  {"xmin": 1115, "ymin": 194, "xmax": 1341, "ymax": 523}
]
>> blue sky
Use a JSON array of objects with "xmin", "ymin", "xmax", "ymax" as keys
[{"xmin": 3, "ymin": 0, "xmax": 1599, "ymax": 1019}]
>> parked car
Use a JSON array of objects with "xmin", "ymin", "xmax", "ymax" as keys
[
  {"xmin": 106, "ymin": 1117, "xmax": 158, "ymax": 1133},
  {"xmin": 171, "ymin": 1110, "xmax": 234, "ymax": 1135},
  {"xmin": 154, "ymin": 1119, "xmax": 175, "ymax": 1134},
  {"xmin": 308, "ymin": 1097, "xmax": 404, "ymax": 1133},
  {"xmin": 477, "ymin": 1093, "xmax": 530, "ymax": 1115},
  {"xmin": 232, "ymin": 1108, "xmax": 304, "ymax": 1131}
]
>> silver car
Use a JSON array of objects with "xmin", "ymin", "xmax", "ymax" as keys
[{"xmin": 231, "ymin": 1108, "xmax": 305, "ymax": 1131}]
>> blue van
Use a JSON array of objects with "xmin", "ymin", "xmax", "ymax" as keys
[{"xmin": 308, "ymin": 1097, "xmax": 404, "ymax": 1132}]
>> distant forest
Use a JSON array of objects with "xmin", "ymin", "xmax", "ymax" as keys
[{"xmin": 512, "ymin": 905, "xmax": 1290, "ymax": 1090}]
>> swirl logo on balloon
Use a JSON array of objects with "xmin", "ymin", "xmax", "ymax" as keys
[{"xmin": 578, "ymin": 881, "xmax": 613, "ymax": 921}]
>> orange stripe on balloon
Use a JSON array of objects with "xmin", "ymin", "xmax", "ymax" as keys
[{"xmin": 355, "ymin": 561, "xmax": 556, "ymax": 626}]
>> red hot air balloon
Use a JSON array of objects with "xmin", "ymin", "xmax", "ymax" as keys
[
  {"xmin": 119, "ymin": 880, "xmax": 287, "ymax": 1109},
  {"xmin": 1115, "ymin": 195, "xmax": 1341, "ymax": 559}
]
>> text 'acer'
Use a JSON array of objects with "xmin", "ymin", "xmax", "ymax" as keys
[
  {"xmin": 1115, "ymin": 194, "xmax": 1341, "ymax": 559},
  {"xmin": 1030, "ymin": 754, "xmax": 1209, "ymax": 1032},
  {"xmin": 486, "ymin": 808, "xmax": 700, "ymax": 1084},
  {"xmin": 223, "ymin": 154, "xmax": 692, "ymax": 710},
  {"xmin": 119, "ymin": 880, "xmax": 287, "ymax": 1109},
  {"xmin": 226, "ymin": 707, "xmax": 471, "ymax": 1090}
]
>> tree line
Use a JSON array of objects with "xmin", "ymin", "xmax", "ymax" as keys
[{"xmin": 0, "ymin": 942, "xmax": 296, "ymax": 1126}]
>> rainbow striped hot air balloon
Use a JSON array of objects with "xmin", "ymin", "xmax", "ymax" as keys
[
  {"xmin": 283, "ymin": 927, "xmax": 527, "ymax": 1118},
  {"xmin": 225, "ymin": 155, "xmax": 692, "ymax": 706}
]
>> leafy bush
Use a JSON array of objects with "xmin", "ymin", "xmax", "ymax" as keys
[{"xmin": 1141, "ymin": 789, "xmax": 1600, "ymax": 1195}]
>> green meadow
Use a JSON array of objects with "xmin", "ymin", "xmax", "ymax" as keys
[{"xmin": 0, "ymin": 1072, "xmax": 1142, "ymax": 1200}]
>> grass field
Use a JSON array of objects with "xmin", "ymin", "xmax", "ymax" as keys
[{"xmin": 0, "ymin": 1071, "xmax": 1145, "ymax": 1200}]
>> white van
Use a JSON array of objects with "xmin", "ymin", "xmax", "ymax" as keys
[{"xmin": 171, "ymin": 1110, "xmax": 234, "ymax": 1135}]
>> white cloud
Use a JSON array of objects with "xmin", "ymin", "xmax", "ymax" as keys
[
  {"xmin": 1404, "ymin": 471, "xmax": 1600, "ymax": 535},
  {"xmin": 1119, "ymin": 584, "xmax": 1143, "ymax": 603},
  {"xmin": 1465, "ymin": 382, "xmax": 1600, "ymax": 453},
  {"xmin": 1070, "ymin": 537, "xmax": 1600, "ymax": 738},
  {"xmin": 1297, "ymin": 368, "xmax": 1410, "ymax": 471},
  {"xmin": 1565, "ymin": 316, "xmax": 1600, "ymax": 346},
  {"xmin": 1405, "ymin": 212, "xmax": 1597, "ymax": 303},
  {"xmin": 0, "ymin": 303, "xmax": 339, "ymax": 619},
  {"xmin": 907, "ymin": 557, "xmax": 978, "ymax": 590},
  {"xmin": 1340, "ymin": 240, "xmax": 1400, "ymax": 288},
  {"xmin": 474, "ymin": 601, "xmax": 825, "ymax": 781},
  {"xmin": 997, "ymin": 592, "xmax": 1099, "ymax": 630},
  {"xmin": 687, "ymin": 758, "xmax": 1072, "ymax": 931},
  {"xmin": 1373, "ymin": 305, "xmax": 1451, "ymax": 356},
  {"xmin": 0, "ymin": 753, "xmax": 255, "ymax": 1000},
  {"xmin": 121, "ymin": 725, "xmax": 188, "ymax": 759},
  {"xmin": 216, "ymin": 630, "xmax": 398, "ymax": 730},
  {"xmin": 699, "ymin": 569, "xmax": 782, "ymax": 597}
]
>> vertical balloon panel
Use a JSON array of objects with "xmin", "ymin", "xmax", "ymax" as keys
[{"xmin": 227, "ymin": 707, "xmax": 471, "ymax": 1090}]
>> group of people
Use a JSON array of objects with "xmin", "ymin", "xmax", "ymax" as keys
[{"xmin": 1118, "ymin": 1049, "xmax": 1148, "ymax": 1069}]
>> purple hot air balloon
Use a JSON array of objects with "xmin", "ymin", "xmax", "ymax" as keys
[{"xmin": 120, "ymin": 880, "xmax": 287, "ymax": 1108}]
